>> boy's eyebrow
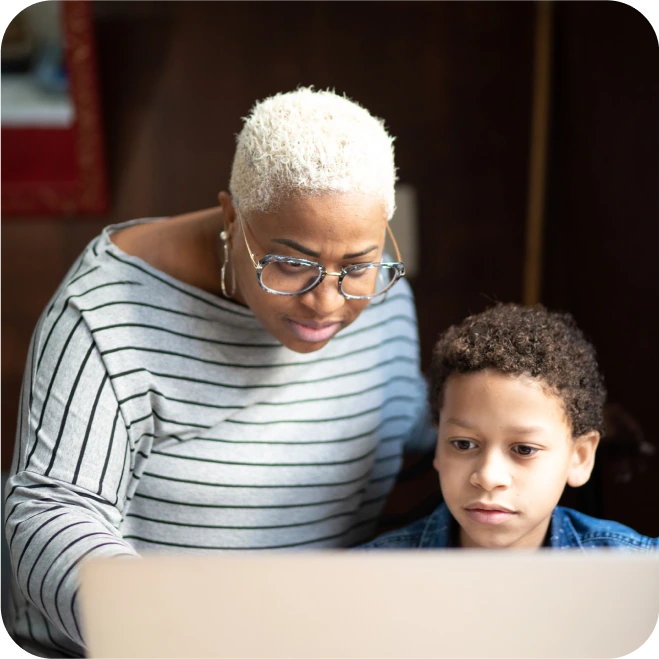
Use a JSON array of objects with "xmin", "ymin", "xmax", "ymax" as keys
[
  {"xmin": 445, "ymin": 418, "xmax": 545, "ymax": 435},
  {"xmin": 505, "ymin": 425, "xmax": 546, "ymax": 435},
  {"xmin": 445, "ymin": 417, "xmax": 475, "ymax": 430},
  {"xmin": 272, "ymin": 238, "xmax": 378, "ymax": 260}
]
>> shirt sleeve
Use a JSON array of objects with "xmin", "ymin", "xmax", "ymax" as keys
[
  {"xmin": 400, "ymin": 288, "xmax": 436, "ymax": 455},
  {"xmin": 4, "ymin": 311, "xmax": 140, "ymax": 651}
]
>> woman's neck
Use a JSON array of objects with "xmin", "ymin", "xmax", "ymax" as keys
[{"xmin": 111, "ymin": 208, "xmax": 225, "ymax": 295}]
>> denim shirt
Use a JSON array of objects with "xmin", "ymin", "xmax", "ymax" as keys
[{"xmin": 360, "ymin": 503, "xmax": 658, "ymax": 551}]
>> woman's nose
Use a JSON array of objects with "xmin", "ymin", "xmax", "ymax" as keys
[
  {"xmin": 298, "ymin": 276, "xmax": 346, "ymax": 316},
  {"xmin": 469, "ymin": 451, "xmax": 512, "ymax": 491}
]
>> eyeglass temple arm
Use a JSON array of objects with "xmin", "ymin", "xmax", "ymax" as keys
[
  {"xmin": 386, "ymin": 221, "xmax": 403, "ymax": 263},
  {"xmin": 235, "ymin": 207, "xmax": 259, "ymax": 267}
]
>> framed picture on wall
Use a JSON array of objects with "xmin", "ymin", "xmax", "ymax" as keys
[{"xmin": 1, "ymin": 0, "xmax": 107, "ymax": 215}]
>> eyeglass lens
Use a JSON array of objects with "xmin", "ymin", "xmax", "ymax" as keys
[
  {"xmin": 261, "ymin": 261, "xmax": 322, "ymax": 294},
  {"xmin": 260, "ymin": 261, "xmax": 397, "ymax": 297}
]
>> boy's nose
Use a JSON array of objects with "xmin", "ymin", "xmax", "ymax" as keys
[{"xmin": 469, "ymin": 451, "xmax": 512, "ymax": 491}]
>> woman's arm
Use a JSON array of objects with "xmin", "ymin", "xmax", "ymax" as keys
[{"xmin": 5, "ymin": 317, "xmax": 140, "ymax": 651}]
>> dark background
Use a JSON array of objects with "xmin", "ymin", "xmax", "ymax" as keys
[{"xmin": 2, "ymin": 1, "xmax": 658, "ymax": 536}]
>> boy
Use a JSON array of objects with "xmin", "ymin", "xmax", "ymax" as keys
[{"xmin": 363, "ymin": 303, "xmax": 658, "ymax": 550}]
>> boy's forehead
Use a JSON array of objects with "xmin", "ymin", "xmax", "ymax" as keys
[
  {"xmin": 444, "ymin": 369, "xmax": 546, "ymax": 394},
  {"xmin": 440, "ymin": 370, "xmax": 571, "ymax": 430}
]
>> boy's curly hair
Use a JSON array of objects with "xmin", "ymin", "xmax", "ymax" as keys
[{"xmin": 430, "ymin": 303, "xmax": 606, "ymax": 437}]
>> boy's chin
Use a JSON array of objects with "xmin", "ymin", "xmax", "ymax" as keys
[
  {"xmin": 460, "ymin": 533, "xmax": 513, "ymax": 550},
  {"xmin": 459, "ymin": 524, "xmax": 524, "ymax": 550},
  {"xmin": 460, "ymin": 525, "xmax": 547, "ymax": 550}
]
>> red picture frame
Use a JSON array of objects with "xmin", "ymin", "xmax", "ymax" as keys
[{"xmin": 1, "ymin": 0, "xmax": 108, "ymax": 215}]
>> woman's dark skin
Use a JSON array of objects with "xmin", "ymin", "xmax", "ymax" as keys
[
  {"xmin": 111, "ymin": 206, "xmax": 224, "ymax": 295},
  {"xmin": 111, "ymin": 190, "xmax": 389, "ymax": 353}
]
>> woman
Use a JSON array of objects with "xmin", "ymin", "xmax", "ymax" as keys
[{"xmin": 5, "ymin": 88, "xmax": 434, "ymax": 656}]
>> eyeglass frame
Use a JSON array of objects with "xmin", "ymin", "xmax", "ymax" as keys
[{"xmin": 233, "ymin": 206, "xmax": 406, "ymax": 300}]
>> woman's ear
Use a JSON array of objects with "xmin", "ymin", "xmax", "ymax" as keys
[
  {"xmin": 218, "ymin": 191, "xmax": 236, "ymax": 236},
  {"xmin": 566, "ymin": 430, "xmax": 601, "ymax": 487}
]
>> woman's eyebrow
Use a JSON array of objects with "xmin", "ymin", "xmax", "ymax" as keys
[
  {"xmin": 343, "ymin": 245, "xmax": 378, "ymax": 259},
  {"xmin": 272, "ymin": 238, "xmax": 378, "ymax": 259}
]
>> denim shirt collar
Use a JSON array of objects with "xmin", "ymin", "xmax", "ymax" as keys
[
  {"xmin": 418, "ymin": 503, "xmax": 457, "ymax": 548},
  {"xmin": 417, "ymin": 503, "xmax": 587, "ymax": 551},
  {"xmin": 547, "ymin": 506, "xmax": 587, "ymax": 551}
]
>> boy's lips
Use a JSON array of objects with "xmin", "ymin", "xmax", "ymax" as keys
[
  {"xmin": 466, "ymin": 502, "xmax": 515, "ymax": 513},
  {"xmin": 464, "ymin": 502, "xmax": 517, "ymax": 525},
  {"xmin": 286, "ymin": 318, "xmax": 343, "ymax": 343}
]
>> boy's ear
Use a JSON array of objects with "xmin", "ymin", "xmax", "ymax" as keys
[{"xmin": 566, "ymin": 430, "xmax": 600, "ymax": 487}]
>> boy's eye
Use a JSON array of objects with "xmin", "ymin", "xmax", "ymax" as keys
[
  {"xmin": 512, "ymin": 445, "xmax": 538, "ymax": 457},
  {"xmin": 451, "ymin": 439, "xmax": 477, "ymax": 451}
]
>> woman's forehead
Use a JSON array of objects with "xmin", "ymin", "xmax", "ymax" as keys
[{"xmin": 249, "ymin": 193, "xmax": 388, "ymax": 241}]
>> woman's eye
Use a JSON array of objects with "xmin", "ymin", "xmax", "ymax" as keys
[
  {"xmin": 346, "ymin": 267, "xmax": 369, "ymax": 278},
  {"xmin": 451, "ymin": 439, "xmax": 477, "ymax": 451},
  {"xmin": 513, "ymin": 445, "xmax": 538, "ymax": 457},
  {"xmin": 277, "ymin": 261, "xmax": 309, "ymax": 273}
]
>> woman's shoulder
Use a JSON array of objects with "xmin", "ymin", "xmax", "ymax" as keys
[
  {"xmin": 44, "ymin": 217, "xmax": 167, "ymax": 310},
  {"xmin": 34, "ymin": 213, "xmax": 254, "ymax": 355},
  {"xmin": 59, "ymin": 212, "xmax": 243, "ymax": 311}
]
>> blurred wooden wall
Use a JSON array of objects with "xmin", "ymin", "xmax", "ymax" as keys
[
  {"xmin": 2, "ymin": 1, "xmax": 657, "ymax": 535},
  {"xmin": 542, "ymin": 1, "xmax": 659, "ymax": 534}
]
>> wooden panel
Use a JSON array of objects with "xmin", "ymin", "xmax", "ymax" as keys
[{"xmin": 544, "ymin": 1, "xmax": 659, "ymax": 535}]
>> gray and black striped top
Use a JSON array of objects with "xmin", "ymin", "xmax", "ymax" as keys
[{"xmin": 4, "ymin": 218, "xmax": 434, "ymax": 657}]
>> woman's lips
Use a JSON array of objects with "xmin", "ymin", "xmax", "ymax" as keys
[
  {"xmin": 464, "ymin": 507, "xmax": 517, "ymax": 525},
  {"xmin": 286, "ymin": 319, "xmax": 342, "ymax": 343}
]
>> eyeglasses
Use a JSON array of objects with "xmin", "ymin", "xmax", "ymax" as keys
[{"xmin": 235, "ymin": 207, "xmax": 406, "ymax": 299}]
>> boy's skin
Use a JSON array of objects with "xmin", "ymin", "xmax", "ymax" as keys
[{"xmin": 434, "ymin": 369, "xmax": 600, "ymax": 549}]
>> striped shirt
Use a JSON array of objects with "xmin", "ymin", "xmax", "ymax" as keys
[{"xmin": 4, "ymin": 218, "xmax": 434, "ymax": 656}]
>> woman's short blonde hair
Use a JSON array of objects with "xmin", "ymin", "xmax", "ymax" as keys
[{"xmin": 229, "ymin": 87, "xmax": 397, "ymax": 219}]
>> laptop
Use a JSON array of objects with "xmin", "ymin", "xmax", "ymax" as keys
[{"xmin": 78, "ymin": 550, "xmax": 659, "ymax": 658}]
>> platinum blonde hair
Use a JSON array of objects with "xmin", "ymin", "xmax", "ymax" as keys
[{"xmin": 229, "ymin": 87, "xmax": 397, "ymax": 220}]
